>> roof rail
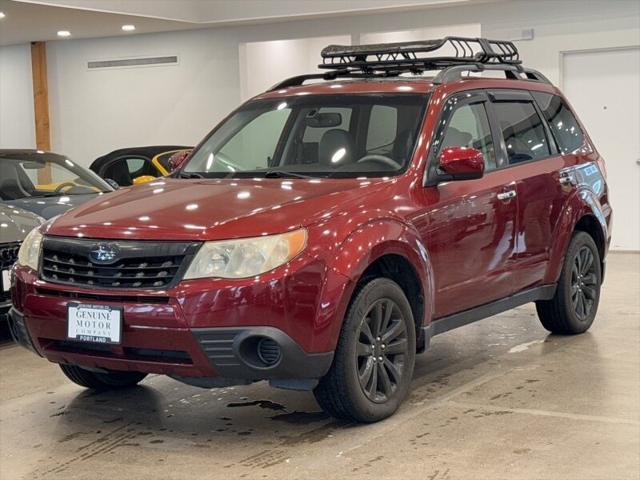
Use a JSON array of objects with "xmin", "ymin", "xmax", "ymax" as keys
[
  {"xmin": 268, "ymin": 37, "xmax": 550, "ymax": 91},
  {"xmin": 432, "ymin": 64, "xmax": 551, "ymax": 84}
]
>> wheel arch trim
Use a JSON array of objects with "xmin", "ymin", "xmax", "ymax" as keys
[{"xmin": 546, "ymin": 187, "xmax": 610, "ymax": 284}]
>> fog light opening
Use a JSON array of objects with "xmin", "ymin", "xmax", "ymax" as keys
[{"xmin": 257, "ymin": 337, "xmax": 281, "ymax": 366}]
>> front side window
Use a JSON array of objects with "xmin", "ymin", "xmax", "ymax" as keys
[
  {"xmin": 493, "ymin": 101, "xmax": 551, "ymax": 164},
  {"xmin": 182, "ymin": 94, "xmax": 427, "ymax": 178},
  {"xmin": 532, "ymin": 92, "xmax": 584, "ymax": 154},
  {"xmin": 438, "ymin": 101, "xmax": 497, "ymax": 171}
]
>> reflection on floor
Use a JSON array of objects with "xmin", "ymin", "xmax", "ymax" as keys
[{"xmin": 0, "ymin": 253, "xmax": 638, "ymax": 480}]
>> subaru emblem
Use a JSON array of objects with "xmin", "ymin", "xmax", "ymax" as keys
[{"xmin": 89, "ymin": 243, "xmax": 120, "ymax": 264}]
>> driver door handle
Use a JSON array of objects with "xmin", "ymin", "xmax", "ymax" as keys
[{"xmin": 497, "ymin": 190, "xmax": 517, "ymax": 201}]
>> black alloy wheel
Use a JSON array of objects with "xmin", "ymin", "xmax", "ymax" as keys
[
  {"xmin": 571, "ymin": 245, "xmax": 598, "ymax": 321},
  {"xmin": 536, "ymin": 231, "xmax": 602, "ymax": 335},
  {"xmin": 314, "ymin": 277, "xmax": 416, "ymax": 422},
  {"xmin": 356, "ymin": 298, "xmax": 409, "ymax": 403}
]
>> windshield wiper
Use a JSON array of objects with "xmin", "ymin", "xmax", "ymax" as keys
[
  {"xmin": 179, "ymin": 172, "xmax": 204, "ymax": 179},
  {"xmin": 263, "ymin": 170, "xmax": 312, "ymax": 179}
]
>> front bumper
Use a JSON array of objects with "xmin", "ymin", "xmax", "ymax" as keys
[
  {"xmin": 10, "ymin": 258, "xmax": 351, "ymax": 383},
  {"xmin": 8, "ymin": 307, "xmax": 333, "ymax": 383}
]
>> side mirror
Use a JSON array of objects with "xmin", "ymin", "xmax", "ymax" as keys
[{"xmin": 436, "ymin": 146, "xmax": 485, "ymax": 183}]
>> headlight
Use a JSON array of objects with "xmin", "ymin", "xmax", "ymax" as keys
[
  {"xmin": 184, "ymin": 228, "xmax": 307, "ymax": 280},
  {"xmin": 17, "ymin": 228, "xmax": 43, "ymax": 271}
]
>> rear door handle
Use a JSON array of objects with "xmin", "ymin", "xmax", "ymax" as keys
[{"xmin": 497, "ymin": 190, "xmax": 517, "ymax": 201}]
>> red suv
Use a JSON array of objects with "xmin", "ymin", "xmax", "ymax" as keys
[{"xmin": 9, "ymin": 38, "xmax": 611, "ymax": 422}]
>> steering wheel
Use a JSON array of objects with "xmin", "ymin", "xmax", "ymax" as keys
[
  {"xmin": 356, "ymin": 154, "xmax": 402, "ymax": 170},
  {"xmin": 53, "ymin": 181, "xmax": 77, "ymax": 193}
]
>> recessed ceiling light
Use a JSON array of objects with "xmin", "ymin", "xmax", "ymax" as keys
[
  {"xmin": 57, "ymin": 30, "xmax": 71, "ymax": 37},
  {"xmin": 121, "ymin": 24, "xmax": 135, "ymax": 32},
  {"xmin": 0, "ymin": 12, "xmax": 6, "ymax": 19}
]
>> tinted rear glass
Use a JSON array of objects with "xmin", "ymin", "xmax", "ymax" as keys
[
  {"xmin": 493, "ymin": 101, "xmax": 551, "ymax": 164},
  {"xmin": 532, "ymin": 92, "xmax": 584, "ymax": 154}
]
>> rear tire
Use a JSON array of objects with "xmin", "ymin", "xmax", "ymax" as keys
[
  {"xmin": 314, "ymin": 278, "xmax": 416, "ymax": 423},
  {"xmin": 59, "ymin": 364, "xmax": 147, "ymax": 390},
  {"xmin": 536, "ymin": 231, "xmax": 602, "ymax": 334}
]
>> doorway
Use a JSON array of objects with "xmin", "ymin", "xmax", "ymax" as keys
[{"xmin": 562, "ymin": 47, "xmax": 640, "ymax": 251}]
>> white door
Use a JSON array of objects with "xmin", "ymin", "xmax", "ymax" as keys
[{"xmin": 563, "ymin": 47, "xmax": 640, "ymax": 251}]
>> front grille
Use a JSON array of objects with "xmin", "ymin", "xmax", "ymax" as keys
[
  {"xmin": 40, "ymin": 237, "xmax": 200, "ymax": 289},
  {"xmin": 35, "ymin": 287, "xmax": 170, "ymax": 304},
  {"xmin": 1, "ymin": 242, "xmax": 20, "ymax": 302},
  {"xmin": 0, "ymin": 242, "xmax": 20, "ymax": 270}
]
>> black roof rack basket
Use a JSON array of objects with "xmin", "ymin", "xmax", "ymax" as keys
[
  {"xmin": 269, "ymin": 37, "xmax": 551, "ymax": 91},
  {"xmin": 319, "ymin": 36, "xmax": 521, "ymax": 74}
]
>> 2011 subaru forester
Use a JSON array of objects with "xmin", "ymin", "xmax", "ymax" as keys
[{"xmin": 9, "ymin": 37, "xmax": 611, "ymax": 422}]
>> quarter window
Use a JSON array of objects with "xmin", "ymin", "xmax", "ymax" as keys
[
  {"xmin": 439, "ymin": 102, "xmax": 497, "ymax": 171},
  {"xmin": 532, "ymin": 92, "xmax": 584, "ymax": 154},
  {"xmin": 493, "ymin": 101, "xmax": 551, "ymax": 164}
]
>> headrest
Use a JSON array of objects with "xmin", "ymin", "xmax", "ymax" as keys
[{"xmin": 319, "ymin": 129, "xmax": 355, "ymax": 166}]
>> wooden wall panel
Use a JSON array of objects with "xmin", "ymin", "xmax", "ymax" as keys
[{"xmin": 30, "ymin": 41, "xmax": 52, "ymax": 183}]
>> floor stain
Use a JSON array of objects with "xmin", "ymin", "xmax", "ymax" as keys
[{"xmin": 227, "ymin": 400, "xmax": 286, "ymax": 411}]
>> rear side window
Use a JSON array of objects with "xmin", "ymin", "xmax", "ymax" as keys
[
  {"xmin": 493, "ymin": 101, "xmax": 551, "ymax": 164},
  {"xmin": 532, "ymin": 92, "xmax": 584, "ymax": 154}
]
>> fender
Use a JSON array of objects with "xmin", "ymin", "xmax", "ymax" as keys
[
  {"xmin": 545, "ymin": 185, "xmax": 610, "ymax": 284},
  {"xmin": 330, "ymin": 217, "xmax": 435, "ymax": 329}
]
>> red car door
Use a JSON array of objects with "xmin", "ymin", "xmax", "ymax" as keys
[{"xmin": 412, "ymin": 91, "xmax": 520, "ymax": 319}]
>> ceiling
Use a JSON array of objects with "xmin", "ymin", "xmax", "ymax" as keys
[{"xmin": 0, "ymin": 0, "xmax": 499, "ymax": 46}]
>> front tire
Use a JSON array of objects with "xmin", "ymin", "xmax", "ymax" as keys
[
  {"xmin": 314, "ymin": 278, "xmax": 416, "ymax": 423},
  {"xmin": 59, "ymin": 364, "xmax": 147, "ymax": 390},
  {"xmin": 536, "ymin": 231, "xmax": 602, "ymax": 334}
]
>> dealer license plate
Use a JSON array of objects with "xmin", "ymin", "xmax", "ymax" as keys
[{"xmin": 67, "ymin": 303, "xmax": 122, "ymax": 344}]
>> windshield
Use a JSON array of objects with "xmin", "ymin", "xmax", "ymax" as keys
[
  {"xmin": 182, "ymin": 93, "xmax": 428, "ymax": 178},
  {"xmin": 0, "ymin": 154, "xmax": 112, "ymax": 201}
]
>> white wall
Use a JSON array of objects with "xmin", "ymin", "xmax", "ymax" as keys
[
  {"xmin": 0, "ymin": 44, "xmax": 36, "ymax": 148},
  {"xmin": 46, "ymin": 29, "xmax": 241, "ymax": 165},
  {"xmin": 360, "ymin": 23, "xmax": 480, "ymax": 44},
  {"xmin": 33, "ymin": 0, "xmax": 640, "ymax": 168},
  {"xmin": 240, "ymin": 35, "xmax": 351, "ymax": 100}
]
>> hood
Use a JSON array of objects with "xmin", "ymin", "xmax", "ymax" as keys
[
  {"xmin": 0, "ymin": 204, "xmax": 44, "ymax": 244},
  {"xmin": 6, "ymin": 194, "xmax": 100, "ymax": 220},
  {"xmin": 45, "ymin": 178, "xmax": 391, "ymax": 241}
]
